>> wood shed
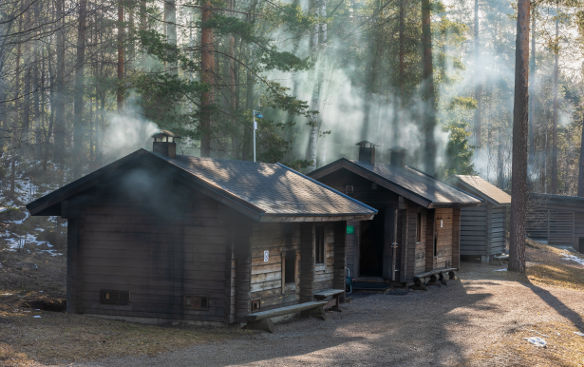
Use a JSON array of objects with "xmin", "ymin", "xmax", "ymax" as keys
[
  {"xmin": 452, "ymin": 175, "xmax": 511, "ymax": 263},
  {"xmin": 309, "ymin": 143, "xmax": 480, "ymax": 285},
  {"xmin": 27, "ymin": 134, "xmax": 376, "ymax": 325},
  {"xmin": 526, "ymin": 193, "xmax": 584, "ymax": 251}
]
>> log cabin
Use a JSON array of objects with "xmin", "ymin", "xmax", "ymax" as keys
[
  {"xmin": 26, "ymin": 132, "xmax": 376, "ymax": 325},
  {"xmin": 451, "ymin": 175, "xmax": 510, "ymax": 263},
  {"xmin": 527, "ymin": 193, "xmax": 584, "ymax": 252},
  {"xmin": 309, "ymin": 142, "xmax": 480, "ymax": 285}
]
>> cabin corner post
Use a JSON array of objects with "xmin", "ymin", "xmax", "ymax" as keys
[
  {"xmin": 452, "ymin": 208, "xmax": 461, "ymax": 269},
  {"xmin": 66, "ymin": 217, "xmax": 82, "ymax": 313},
  {"xmin": 234, "ymin": 228, "xmax": 252, "ymax": 323},
  {"xmin": 333, "ymin": 221, "xmax": 346, "ymax": 301},
  {"xmin": 299, "ymin": 223, "xmax": 315, "ymax": 303}
]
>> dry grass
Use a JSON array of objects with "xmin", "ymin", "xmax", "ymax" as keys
[
  {"xmin": 468, "ymin": 322, "xmax": 584, "ymax": 367},
  {"xmin": 526, "ymin": 239, "xmax": 584, "ymax": 291},
  {"xmin": 0, "ymin": 308, "xmax": 242, "ymax": 366}
]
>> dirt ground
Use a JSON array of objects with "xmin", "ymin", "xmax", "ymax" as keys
[{"xmin": 1, "ymin": 242, "xmax": 584, "ymax": 367}]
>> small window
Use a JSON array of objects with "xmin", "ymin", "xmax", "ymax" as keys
[
  {"xmin": 100, "ymin": 289, "xmax": 130, "ymax": 305},
  {"xmin": 416, "ymin": 212, "xmax": 422, "ymax": 242},
  {"xmin": 185, "ymin": 296, "xmax": 209, "ymax": 310},
  {"xmin": 315, "ymin": 225, "xmax": 325, "ymax": 264},
  {"xmin": 284, "ymin": 251, "xmax": 296, "ymax": 285},
  {"xmin": 251, "ymin": 299, "xmax": 261, "ymax": 312}
]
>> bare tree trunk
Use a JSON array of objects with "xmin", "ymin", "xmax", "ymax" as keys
[
  {"xmin": 528, "ymin": 6, "xmax": 537, "ymax": 184},
  {"xmin": 164, "ymin": 0, "xmax": 177, "ymax": 74},
  {"xmin": 117, "ymin": 2, "xmax": 125, "ymax": 110},
  {"xmin": 54, "ymin": 0, "xmax": 66, "ymax": 164},
  {"xmin": 509, "ymin": 0, "xmax": 530, "ymax": 274},
  {"xmin": 578, "ymin": 115, "xmax": 584, "ymax": 196},
  {"xmin": 74, "ymin": 0, "xmax": 87, "ymax": 177},
  {"xmin": 392, "ymin": 0, "xmax": 406, "ymax": 142},
  {"xmin": 421, "ymin": 0, "xmax": 436, "ymax": 175},
  {"xmin": 200, "ymin": 0, "xmax": 215, "ymax": 156},
  {"xmin": 306, "ymin": 0, "xmax": 326, "ymax": 169},
  {"xmin": 550, "ymin": 9, "xmax": 559, "ymax": 193},
  {"xmin": 473, "ymin": 0, "xmax": 482, "ymax": 148}
]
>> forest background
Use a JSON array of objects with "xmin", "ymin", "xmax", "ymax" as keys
[{"xmin": 1, "ymin": 0, "xmax": 584, "ymax": 206}]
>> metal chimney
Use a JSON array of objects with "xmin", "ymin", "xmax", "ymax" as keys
[
  {"xmin": 152, "ymin": 130, "xmax": 178, "ymax": 158},
  {"xmin": 356, "ymin": 141, "xmax": 375, "ymax": 165}
]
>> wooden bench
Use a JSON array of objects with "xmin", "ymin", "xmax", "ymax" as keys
[
  {"xmin": 313, "ymin": 289, "xmax": 344, "ymax": 312},
  {"xmin": 413, "ymin": 267, "xmax": 457, "ymax": 290},
  {"xmin": 245, "ymin": 301, "xmax": 328, "ymax": 333}
]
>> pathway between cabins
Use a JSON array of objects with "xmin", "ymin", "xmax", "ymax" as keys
[{"xmin": 74, "ymin": 263, "xmax": 584, "ymax": 367}]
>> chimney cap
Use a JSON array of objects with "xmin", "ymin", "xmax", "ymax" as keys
[
  {"xmin": 152, "ymin": 129, "xmax": 180, "ymax": 139},
  {"xmin": 356, "ymin": 140, "xmax": 375, "ymax": 147}
]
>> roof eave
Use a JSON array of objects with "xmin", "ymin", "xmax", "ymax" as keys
[{"xmin": 258, "ymin": 213, "xmax": 376, "ymax": 223}]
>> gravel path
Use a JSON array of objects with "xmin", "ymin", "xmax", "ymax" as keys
[{"xmin": 74, "ymin": 263, "xmax": 584, "ymax": 367}]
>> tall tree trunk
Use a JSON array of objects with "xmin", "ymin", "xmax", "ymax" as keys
[
  {"xmin": 578, "ymin": 115, "xmax": 584, "ymax": 196},
  {"xmin": 74, "ymin": 0, "xmax": 88, "ymax": 177},
  {"xmin": 528, "ymin": 5, "xmax": 537, "ymax": 186},
  {"xmin": 421, "ymin": 0, "xmax": 436, "ymax": 175},
  {"xmin": 164, "ymin": 0, "xmax": 177, "ymax": 74},
  {"xmin": 306, "ymin": 0, "xmax": 326, "ymax": 169},
  {"xmin": 117, "ymin": 2, "xmax": 125, "ymax": 110},
  {"xmin": 392, "ymin": 0, "xmax": 406, "ymax": 142},
  {"xmin": 550, "ymin": 8, "xmax": 559, "ymax": 193},
  {"xmin": 473, "ymin": 0, "xmax": 482, "ymax": 148},
  {"xmin": 200, "ymin": 0, "xmax": 215, "ymax": 156},
  {"xmin": 54, "ymin": 0, "xmax": 66, "ymax": 164},
  {"xmin": 509, "ymin": 0, "xmax": 530, "ymax": 274}
]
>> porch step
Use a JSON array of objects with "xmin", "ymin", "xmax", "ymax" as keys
[{"xmin": 352, "ymin": 281, "xmax": 391, "ymax": 292}]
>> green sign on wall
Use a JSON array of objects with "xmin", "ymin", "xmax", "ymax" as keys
[{"xmin": 346, "ymin": 225, "xmax": 354, "ymax": 234}]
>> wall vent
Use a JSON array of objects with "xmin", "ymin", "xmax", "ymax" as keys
[
  {"xmin": 185, "ymin": 296, "xmax": 209, "ymax": 310},
  {"xmin": 251, "ymin": 299, "xmax": 261, "ymax": 312},
  {"xmin": 100, "ymin": 289, "xmax": 130, "ymax": 305}
]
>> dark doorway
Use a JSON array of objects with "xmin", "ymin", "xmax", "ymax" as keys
[{"xmin": 359, "ymin": 210, "xmax": 385, "ymax": 276}]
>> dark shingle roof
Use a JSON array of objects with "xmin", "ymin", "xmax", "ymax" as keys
[
  {"xmin": 454, "ymin": 175, "xmax": 511, "ymax": 205},
  {"xmin": 27, "ymin": 149, "xmax": 376, "ymax": 222},
  {"xmin": 163, "ymin": 154, "xmax": 377, "ymax": 219},
  {"xmin": 310, "ymin": 158, "xmax": 480, "ymax": 208}
]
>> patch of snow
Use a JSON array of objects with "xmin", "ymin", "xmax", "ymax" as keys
[
  {"xmin": 0, "ymin": 207, "xmax": 7, "ymax": 213},
  {"xmin": 33, "ymin": 315, "xmax": 41, "ymax": 319},
  {"xmin": 494, "ymin": 268, "xmax": 507, "ymax": 272},
  {"xmin": 0, "ymin": 231, "xmax": 61, "ymax": 255},
  {"xmin": 524, "ymin": 336, "xmax": 547, "ymax": 347},
  {"xmin": 35, "ymin": 227, "xmax": 46, "ymax": 232},
  {"xmin": 561, "ymin": 252, "xmax": 584, "ymax": 267},
  {"xmin": 6, "ymin": 209, "xmax": 30, "ymax": 225},
  {"xmin": 574, "ymin": 331, "xmax": 584, "ymax": 337}
]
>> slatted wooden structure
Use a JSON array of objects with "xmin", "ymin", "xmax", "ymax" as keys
[
  {"xmin": 310, "ymin": 144, "xmax": 480, "ymax": 284},
  {"xmin": 526, "ymin": 193, "xmax": 584, "ymax": 249},
  {"xmin": 452, "ymin": 175, "xmax": 510, "ymax": 262},
  {"xmin": 27, "ymin": 137, "xmax": 375, "ymax": 325}
]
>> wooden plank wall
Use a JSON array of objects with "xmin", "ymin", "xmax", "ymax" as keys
[
  {"xmin": 415, "ymin": 210, "xmax": 427, "ymax": 275},
  {"xmin": 249, "ymin": 223, "xmax": 300, "ymax": 310},
  {"xmin": 345, "ymin": 220, "xmax": 359, "ymax": 278},
  {"xmin": 434, "ymin": 208, "xmax": 453, "ymax": 269},
  {"xmin": 405, "ymin": 207, "xmax": 417, "ymax": 281},
  {"xmin": 527, "ymin": 207, "xmax": 575, "ymax": 246},
  {"xmin": 487, "ymin": 205, "xmax": 506, "ymax": 255},
  {"xmin": 460, "ymin": 206, "xmax": 488, "ymax": 255},
  {"xmin": 248, "ymin": 222, "xmax": 337, "ymax": 311},
  {"xmin": 425, "ymin": 210, "xmax": 435, "ymax": 272},
  {"xmin": 77, "ymin": 193, "xmax": 228, "ymax": 322}
]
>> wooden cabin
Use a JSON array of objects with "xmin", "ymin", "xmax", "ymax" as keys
[
  {"xmin": 527, "ymin": 193, "xmax": 584, "ymax": 251},
  {"xmin": 309, "ymin": 143, "xmax": 480, "ymax": 284},
  {"xmin": 452, "ymin": 175, "xmax": 510, "ymax": 263},
  {"xmin": 27, "ymin": 133, "xmax": 375, "ymax": 325}
]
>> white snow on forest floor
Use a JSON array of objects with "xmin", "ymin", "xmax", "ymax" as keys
[
  {"xmin": 561, "ymin": 251, "xmax": 584, "ymax": 267},
  {"xmin": 0, "ymin": 231, "xmax": 61, "ymax": 256}
]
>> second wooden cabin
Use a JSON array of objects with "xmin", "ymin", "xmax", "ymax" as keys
[
  {"xmin": 310, "ymin": 142, "xmax": 480, "ymax": 285},
  {"xmin": 451, "ymin": 175, "xmax": 511, "ymax": 263}
]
